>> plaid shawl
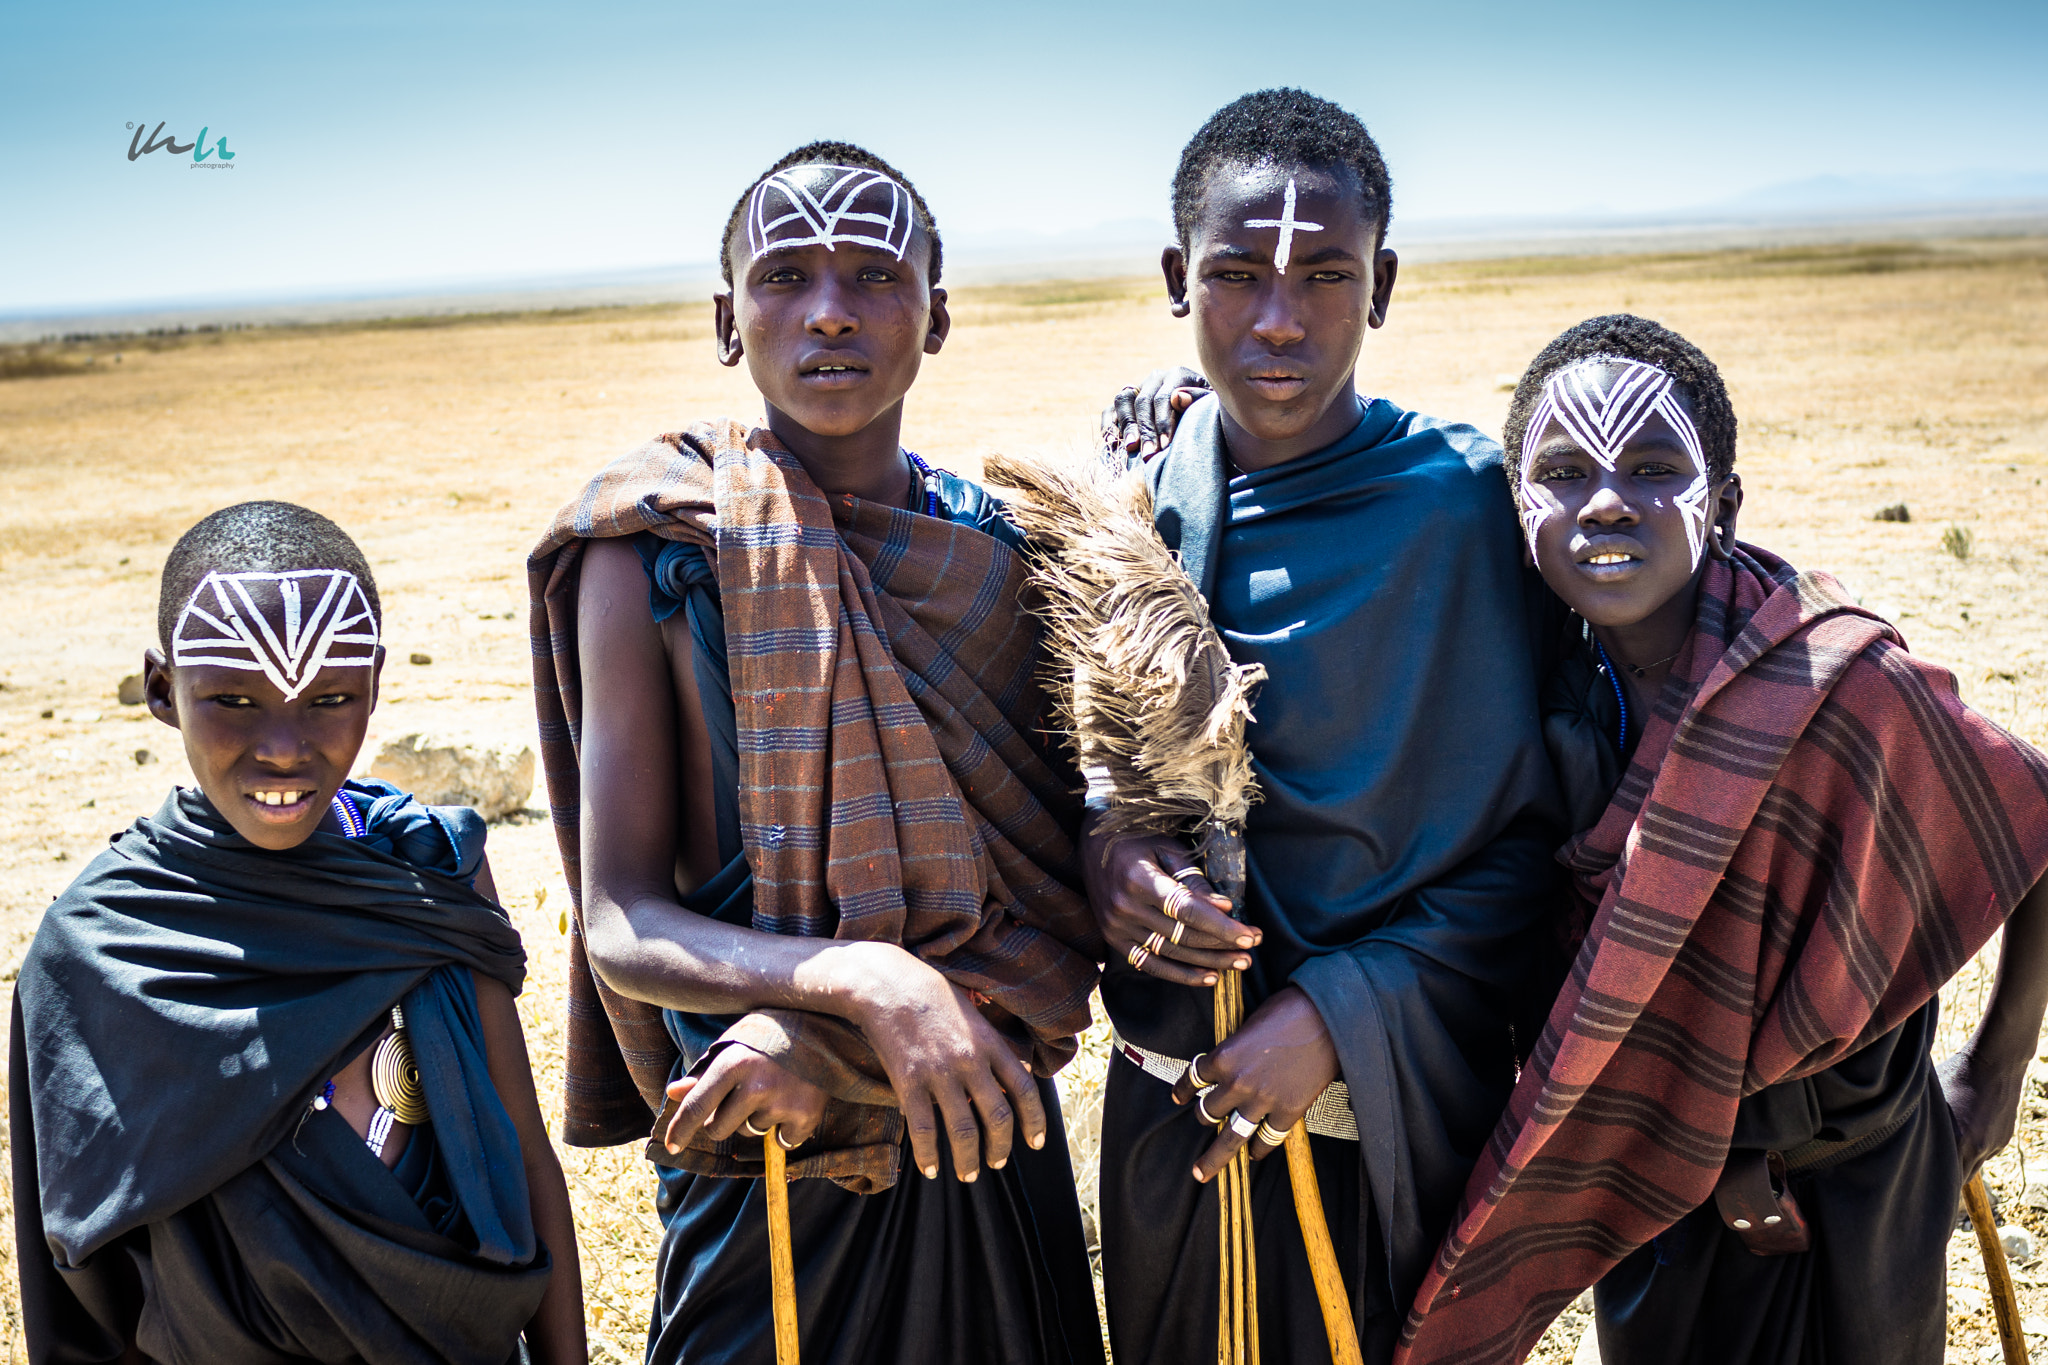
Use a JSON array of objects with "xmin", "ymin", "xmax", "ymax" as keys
[
  {"xmin": 1398, "ymin": 546, "xmax": 2048, "ymax": 1364},
  {"xmin": 529, "ymin": 421, "xmax": 1101, "ymax": 1187}
]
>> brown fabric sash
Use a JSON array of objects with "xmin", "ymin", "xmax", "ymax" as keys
[
  {"xmin": 528, "ymin": 422, "xmax": 1101, "ymax": 1189},
  {"xmin": 1398, "ymin": 546, "xmax": 2048, "ymax": 1363}
]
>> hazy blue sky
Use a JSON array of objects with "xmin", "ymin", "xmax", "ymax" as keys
[{"xmin": 5, "ymin": 0, "xmax": 2044, "ymax": 313}]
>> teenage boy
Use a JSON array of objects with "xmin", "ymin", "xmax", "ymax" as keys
[
  {"xmin": 1081, "ymin": 89, "xmax": 1566, "ymax": 1365},
  {"xmin": 528, "ymin": 142, "xmax": 1105, "ymax": 1364},
  {"xmin": 12, "ymin": 501, "xmax": 584, "ymax": 1365},
  {"xmin": 1399, "ymin": 315, "xmax": 2048, "ymax": 1365}
]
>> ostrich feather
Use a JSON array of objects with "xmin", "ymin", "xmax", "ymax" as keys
[{"xmin": 983, "ymin": 453, "xmax": 1263, "ymax": 848}]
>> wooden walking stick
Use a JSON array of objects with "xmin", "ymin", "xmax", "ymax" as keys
[
  {"xmin": 1964, "ymin": 1172, "xmax": 2030, "ymax": 1365},
  {"xmin": 764, "ymin": 1127, "xmax": 800, "ymax": 1365},
  {"xmin": 985, "ymin": 453, "xmax": 1362, "ymax": 1365}
]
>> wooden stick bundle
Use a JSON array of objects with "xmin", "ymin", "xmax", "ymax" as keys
[{"xmin": 985, "ymin": 453, "xmax": 1361, "ymax": 1365}]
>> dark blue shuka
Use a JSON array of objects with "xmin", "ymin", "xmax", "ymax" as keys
[
  {"xmin": 1098, "ymin": 394, "xmax": 1568, "ymax": 1365},
  {"xmin": 12, "ymin": 779, "xmax": 547, "ymax": 1365}
]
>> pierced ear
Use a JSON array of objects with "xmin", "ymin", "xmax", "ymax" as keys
[
  {"xmin": 713, "ymin": 293, "xmax": 743, "ymax": 368},
  {"xmin": 1161, "ymin": 245, "xmax": 1191, "ymax": 319}
]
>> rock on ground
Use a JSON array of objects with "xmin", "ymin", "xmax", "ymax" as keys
[{"xmin": 368, "ymin": 732, "xmax": 535, "ymax": 820}]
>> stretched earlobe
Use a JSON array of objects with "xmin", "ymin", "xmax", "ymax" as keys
[{"xmin": 1707, "ymin": 520, "xmax": 1738, "ymax": 562}]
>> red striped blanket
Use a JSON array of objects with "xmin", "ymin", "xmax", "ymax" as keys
[
  {"xmin": 1399, "ymin": 546, "xmax": 2048, "ymax": 1363},
  {"xmin": 528, "ymin": 421, "xmax": 1101, "ymax": 1187}
]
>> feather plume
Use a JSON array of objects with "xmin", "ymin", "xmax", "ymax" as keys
[{"xmin": 983, "ymin": 453, "xmax": 1263, "ymax": 852}]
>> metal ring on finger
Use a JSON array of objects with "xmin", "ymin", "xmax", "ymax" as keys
[
  {"xmin": 774, "ymin": 1127, "xmax": 800, "ymax": 1151},
  {"xmin": 1143, "ymin": 930, "xmax": 1169, "ymax": 956},
  {"xmin": 742, "ymin": 1117, "xmax": 770, "ymax": 1138},
  {"xmin": 1187, "ymin": 1052, "xmax": 1216, "ymax": 1089},
  {"xmin": 1256, "ymin": 1121, "xmax": 1290, "ymax": 1147},
  {"xmin": 1127, "ymin": 943, "xmax": 1151, "ymax": 972},
  {"xmin": 1170, "ymin": 920, "xmax": 1187, "ymax": 947},
  {"xmin": 1195, "ymin": 1089, "xmax": 1227, "ymax": 1126},
  {"xmin": 1227, "ymin": 1111, "xmax": 1259, "ymax": 1140},
  {"xmin": 1172, "ymin": 865, "xmax": 1208, "ymax": 884}
]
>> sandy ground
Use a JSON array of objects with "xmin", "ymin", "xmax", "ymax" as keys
[{"xmin": 3, "ymin": 236, "xmax": 2047, "ymax": 1362}]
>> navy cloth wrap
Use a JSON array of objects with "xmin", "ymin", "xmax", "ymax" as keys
[
  {"xmin": 12, "ymin": 779, "xmax": 545, "ymax": 1365},
  {"xmin": 1099, "ymin": 395, "xmax": 1566, "ymax": 1355}
]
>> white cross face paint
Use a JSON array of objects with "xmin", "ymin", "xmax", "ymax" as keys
[
  {"xmin": 746, "ymin": 164, "xmax": 916, "ymax": 263},
  {"xmin": 172, "ymin": 570, "xmax": 380, "ymax": 701},
  {"xmin": 1242, "ymin": 177, "xmax": 1325, "ymax": 276},
  {"xmin": 1517, "ymin": 357, "xmax": 1713, "ymax": 569}
]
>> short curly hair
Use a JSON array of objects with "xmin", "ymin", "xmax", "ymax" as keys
[
  {"xmin": 1171, "ymin": 88, "xmax": 1393, "ymax": 252},
  {"xmin": 1502, "ymin": 314, "xmax": 1738, "ymax": 500},
  {"xmin": 159, "ymin": 501, "xmax": 381, "ymax": 649},
  {"xmin": 719, "ymin": 140, "xmax": 942, "ymax": 287}
]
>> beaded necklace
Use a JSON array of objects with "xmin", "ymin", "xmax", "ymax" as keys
[
  {"xmin": 1591, "ymin": 637, "xmax": 1629, "ymax": 756},
  {"xmin": 904, "ymin": 449, "xmax": 940, "ymax": 517}
]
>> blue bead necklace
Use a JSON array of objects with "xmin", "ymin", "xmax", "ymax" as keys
[
  {"xmin": 904, "ymin": 449, "xmax": 940, "ymax": 518},
  {"xmin": 1591, "ymin": 637, "xmax": 1629, "ymax": 755}
]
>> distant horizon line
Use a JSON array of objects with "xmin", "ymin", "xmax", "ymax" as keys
[{"xmin": 7, "ymin": 195, "xmax": 2047, "ymax": 344}]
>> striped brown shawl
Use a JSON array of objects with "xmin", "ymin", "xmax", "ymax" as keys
[
  {"xmin": 1398, "ymin": 546, "xmax": 2048, "ymax": 1363},
  {"xmin": 528, "ymin": 421, "xmax": 1101, "ymax": 1187}
]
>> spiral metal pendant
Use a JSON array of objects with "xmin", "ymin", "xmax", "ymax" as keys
[{"xmin": 371, "ymin": 1028, "xmax": 428, "ymax": 1126}]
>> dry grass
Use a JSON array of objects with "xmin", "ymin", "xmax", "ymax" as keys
[{"xmin": 3, "ymin": 235, "xmax": 2047, "ymax": 1363}]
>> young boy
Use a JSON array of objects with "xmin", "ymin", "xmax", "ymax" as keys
[
  {"xmin": 11, "ymin": 501, "xmax": 584, "ymax": 1364},
  {"xmin": 527, "ymin": 142, "xmax": 1105, "ymax": 1364},
  {"xmin": 1399, "ymin": 315, "xmax": 2048, "ymax": 1364},
  {"xmin": 1078, "ymin": 90, "xmax": 1567, "ymax": 1365}
]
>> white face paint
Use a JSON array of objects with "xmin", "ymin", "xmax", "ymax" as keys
[
  {"xmin": 1516, "ymin": 357, "xmax": 1713, "ymax": 569},
  {"xmin": 745, "ymin": 163, "xmax": 916, "ymax": 263},
  {"xmin": 1242, "ymin": 177, "xmax": 1324, "ymax": 276},
  {"xmin": 172, "ymin": 569, "xmax": 380, "ymax": 701}
]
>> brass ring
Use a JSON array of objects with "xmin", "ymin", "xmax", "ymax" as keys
[
  {"xmin": 1172, "ymin": 866, "xmax": 1208, "ymax": 884},
  {"xmin": 1195, "ymin": 1090, "xmax": 1226, "ymax": 1126},
  {"xmin": 1170, "ymin": 920, "xmax": 1186, "ymax": 947},
  {"xmin": 774, "ymin": 1127, "xmax": 800, "ymax": 1151},
  {"xmin": 1187, "ymin": 1052, "xmax": 1215, "ymax": 1089},
  {"xmin": 1143, "ymin": 930, "xmax": 1169, "ymax": 956},
  {"xmin": 1256, "ymin": 1121, "xmax": 1290, "ymax": 1147},
  {"xmin": 1127, "ymin": 944, "xmax": 1151, "ymax": 972},
  {"xmin": 742, "ymin": 1117, "xmax": 770, "ymax": 1138}
]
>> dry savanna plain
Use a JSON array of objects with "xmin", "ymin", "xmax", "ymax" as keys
[{"xmin": 3, "ymin": 237, "xmax": 2047, "ymax": 1363}]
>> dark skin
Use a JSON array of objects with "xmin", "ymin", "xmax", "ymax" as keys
[
  {"xmin": 1086, "ymin": 160, "xmax": 1397, "ymax": 1182},
  {"xmin": 141, "ymin": 642, "xmax": 586, "ymax": 1364},
  {"xmin": 580, "ymin": 206, "xmax": 1051, "ymax": 1185},
  {"xmin": 1519, "ymin": 368, "xmax": 2048, "ymax": 1176}
]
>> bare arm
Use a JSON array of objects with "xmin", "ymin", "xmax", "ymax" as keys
[
  {"xmin": 1940, "ymin": 872, "xmax": 2048, "ymax": 1175},
  {"xmin": 472, "ymin": 959, "xmax": 586, "ymax": 1365},
  {"xmin": 573, "ymin": 537, "xmax": 1047, "ymax": 1179}
]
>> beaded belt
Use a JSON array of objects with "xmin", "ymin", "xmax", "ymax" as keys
[{"xmin": 1109, "ymin": 1027, "xmax": 1359, "ymax": 1141}]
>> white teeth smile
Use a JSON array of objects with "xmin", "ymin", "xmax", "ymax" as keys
[
  {"xmin": 813, "ymin": 366, "xmax": 853, "ymax": 373},
  {"xmin": 1587, "ymin": 553, "xmax": 1633, "ymax": 566},
  {"xmin": 253, "ymin": 791, "xmax": 312, "ymax": 806}
]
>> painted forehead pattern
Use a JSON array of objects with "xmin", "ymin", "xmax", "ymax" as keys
[
  {"xmin": 1524, "ymin": 357, "xmax": 1704, "ymax": 475},
  {"xmin": 172, "ymin": 569, "xmax": 379, "ymax": 701},
  {"xmin": 1241, "ymin": 176, "xmax": 1324, "ymax": 276},
  {"xmin": 746, "ymin": 164, "xmax": 915, "ymax": 263},
  {"xmin": 1518, "ymin": 356, "xmax": 1714, "ymax": 568}
]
